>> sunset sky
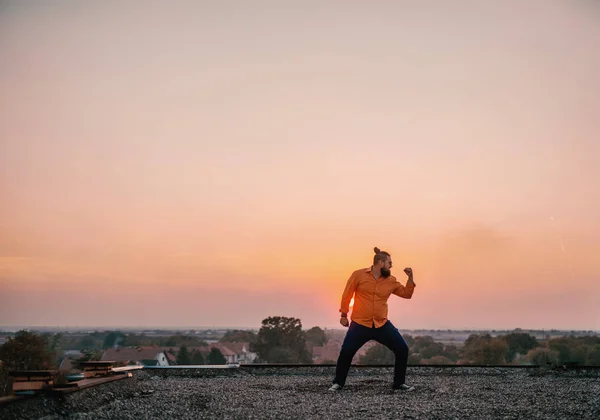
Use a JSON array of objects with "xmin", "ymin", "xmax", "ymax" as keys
[{"xmin": 1, "ymin": 1, "xmax": 599, "ymax": 331}]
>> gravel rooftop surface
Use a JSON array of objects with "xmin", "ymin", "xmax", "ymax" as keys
[{"xmin": 2, "ymin": 366, "xmax": 599, "ymax": 419}]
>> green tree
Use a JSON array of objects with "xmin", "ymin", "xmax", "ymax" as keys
[
  {"xmin": 103, "ymin": 331, "xmax": 126, "ymax": 349},
  {"xmin": 359, "ymin": 343, "xmax": 395, "ymax": 365},
  {"xmin": 548, "ymin": 337, "xmax": 582, "ymax": 365},
  {"xmin": 220, "ymin": 330, "xmax": 257, "ymax": 344},
  {"xmin": 586, "ymin": 344, "xmax": 600, "ymax": 365},
  {"xmin": 126, "ymin": 333, "xmax": 153, "ymax": 347},
  {"xmin": 525, "ymin": 347, "xmax": 560, "ymax": 366},
  {"xmin": 162, "ymin": 334, "xmax": 207, "ymax": 347},
  {"xmin": 50, "ymin": 333, "xmax": 64, "ymax": 356},
  {"xmin": 413, "ymin": 336, "xmax": 444, "ymax": 359},
  {"xmin": 253, "ymin": 316, "xmax": 312, "ymax": 363},
  {"xmin": 423, "ymin": 355, "xmax": 452, "ymax": 365},
  {"xmin": 305, "ymin": 327, "xmax": 327, "ymax": 347},
  {"xmin": 0, "ymin": 330, "xmax": 55, "ymax": 370},
  {"xmin": 207, "ymin": 348, "xmax": 227, "ymax": 365},
  {"xmin": 79, "ymin": 349, "xmax": 103, "ymax": 363},
  {"xmin": 408, "ymin": 353, "xmax": 421, "ymax": 364},
  {"xmin": 176, "ymin": 346, "xmax": 192, "ymax": 365},
  {"xmin": 191, "ymin": 350, "xmax": 205, "ymax": 365},
  {"xmin": 0, "ymin": 330, "xmax": 55, "ymax": 397},
  {"xmin": 462, "ymin": 334, "xmax": 508, "ymax": 365},
  {"xmin": 442, "ymin": 345, "xmax": 460, "ymax": 362},
  {"xmin": 78, "ymin": 335, "xmax": 97, "ymax": 350},
  {"xmin": 503, "ymin": 332, "xmax": 539, "ymax": 362}
]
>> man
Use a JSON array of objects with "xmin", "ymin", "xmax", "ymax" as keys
[{"xmin": 329, "ymin": 247, "xmax": 416, "ymax": 391}]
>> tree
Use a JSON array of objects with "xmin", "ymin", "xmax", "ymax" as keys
[
  {"xmin": 207, "ymin": 348, "xmax": 226, "ymax": 365},
  {"xmin": 0, "ymin": 330, "xmax": 56, "ymax": 397},
  {"xmin": 462, "ymin": 334, "xmax": 508, "ymax": 365},
  {"xmin": 50, "ymin": 333, "xmax": 64, "ymax": 356},
  {"xmin": 525, "ymin": 347, "xmax": 559, "ymax": 366},
  {"xmin": 103, "ymin": 331, "xmax": 126, "ymax": 349},
  {"xmin": 191, "ymin": 350, "xmax": 205, "ymax": 365},
  {"xmin": 253, "ymin": 316, "xmax": 312, "ymax": 363},
  {"xmin": 442, "ymin": 345, "xmax": 460, "ymax": 362},
  {"xmin": 78, "ymin": 336, "xmax": 97, "ymax": 350},
  {"xmin": 79, "ymin": 349, "xmax": 103, "ymax": 363},
  {"xmin": 220, "ymin": 330, "xmax": 257, "ymax": 344},
  {"xmin": 359, "ymin": 343, "xmax": 395, "ymax": 365},
  {"xmin": 126, "ymin": 333, "xmax": 152, "ymax": 347},
  {"xmin": 548, "ymin": 337, "xmax": 581, "ymax": 365},
  {"xmin": 412, "ymin": 336, "xmax": 444, "ymax": 359},
  {"xmin": 586, "ymin": 344, "xmax": 600, "ymax": 365},
  {"xmin": 0, "ymin": 330, "xmax": 55, "ymax": 370},
  {"xmin": 176, "ymin": 346, "xmax": 192, "ymax": 365},
  {"xmin": 305, "ymin": 327, "xmax": 327, "ymax": 347},
  {"xmin": 162, "ymin": 334, "xmax": 207, "ymax": 348},
  {"xmin": 408, "ymin": 353, "xmax": 422, "ymax": 364},
  {"xmin": 503, "ymin": 333, "xmax": 538, "ymax": 362},
  {"xmin": 423, "ymin": 355, "xmax": 452, "ymax": 365}
]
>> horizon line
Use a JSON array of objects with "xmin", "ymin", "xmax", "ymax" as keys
[{"xmin": 1, "ymin": 325, "xmax": 598, "ymax": 333}]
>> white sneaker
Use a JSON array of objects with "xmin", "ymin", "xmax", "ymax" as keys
[
  {"xmin": 393, "ymin": 384, "xmax": 415, "ymax": 392},
  {"xmin": 328, "ymin": 383, "xmax": 342, "ymax": 391}
]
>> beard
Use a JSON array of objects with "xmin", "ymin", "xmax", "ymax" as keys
[{"xmin": 381, "ymin": 267, "xmax": 391, "ymax": 278}]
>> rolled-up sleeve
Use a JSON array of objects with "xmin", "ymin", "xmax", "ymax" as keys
[
  {"xmin": 393, "ymin": 281, "xmax": 415, "ymax": 299},
  {"xmin": 339, "ymin": 271, "xmax": 358, "ymax": 314}
]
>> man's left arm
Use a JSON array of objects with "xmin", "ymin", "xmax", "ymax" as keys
[{"xmin": 392, "ymin": 267, "xmax": 416, "ymax": 299}]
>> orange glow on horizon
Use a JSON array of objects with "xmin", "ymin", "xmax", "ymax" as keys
[{"xmin": 1, "ymin": 1, "xmax": 599, "ymax": 330}]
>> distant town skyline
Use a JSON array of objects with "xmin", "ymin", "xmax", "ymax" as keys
[{"xmin": 1, "ymin": 1, "xmax": 599, "ymax": 330}]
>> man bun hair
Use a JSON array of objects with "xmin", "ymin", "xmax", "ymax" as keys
[{"xmin": 373, "ymin": 246, "xmax": 390, "ymax": 265}]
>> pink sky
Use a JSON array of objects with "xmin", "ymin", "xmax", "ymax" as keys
[{"xmin": 1, "ymin": 1, "xmax": 599, "ymax": 330}]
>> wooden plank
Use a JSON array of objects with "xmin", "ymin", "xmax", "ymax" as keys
[
  {"xmin": 11, "ymin": 376, "xmax": 56, "ymax": 382},
  {"xmin": 12, "ymin": 381, "xmax": 51, "ymax": 391},
  {"xmin": 11, "ymin": 376, "xmax": 34, "ymax": 382},
  {"xmin": 84, "ymin": 372, "xmax": 110, "ymax": 378},
  {"xmin": 112, "ymin": 365, "xmax": 144, "ymax": 372},
  {"xmin": 52, "ymin": 373, "xmax": 131, "ymax": 394},
  {"xmin": 52, "ymin": 382, "xmax": 79, "ymax": 389},
  {"xmin": 9, "ymin": 370, "xmax": 59, "ymax": 377}
]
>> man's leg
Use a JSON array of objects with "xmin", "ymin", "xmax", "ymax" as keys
[
  {"xmin": 374, "ymin": 321, "xmax": 410, "ymax": 388},
  {"xmin": 332, "ymin": 322, "xmax": 372, "ymax": 387}
]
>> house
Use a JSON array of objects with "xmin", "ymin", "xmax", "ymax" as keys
[
  {"xmin": 162, "ymin": 342, "xmax": 258, "ymax": 365},
  {"xmin": 101, "ymin": 346, "xmax": 170, "ymax": 366},
  {"xmin": 220, "ymin": 342, "xmax": 258, "ymax": 364}
]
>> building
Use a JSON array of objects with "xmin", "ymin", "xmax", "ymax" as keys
[{"xmin": 101, "ymin": 346, "xmax": 170, "ymax": 366}]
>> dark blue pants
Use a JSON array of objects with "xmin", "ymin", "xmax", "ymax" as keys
[{"xmin": 333, "ymin": 320, "xmax": 409, "ymax": 388}]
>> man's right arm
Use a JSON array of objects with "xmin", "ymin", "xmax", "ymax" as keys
[{"xmin": 339, "ymin": 271, "xmax": 358, "ymax": 316}]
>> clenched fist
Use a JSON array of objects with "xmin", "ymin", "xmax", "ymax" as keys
[{"xmin": 340, "ymin": 316, "xmax": 349, "ymax": 327}]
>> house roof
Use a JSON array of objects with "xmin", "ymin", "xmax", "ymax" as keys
[
  {"xmin": 159, "ymin": 343, "xmax": 252, "ymax": 358},
  {"xmin": 101, "ymin": 347, "xmax": 166, "ymax": 363},
  {"xmin": 221, "ymin": 342, "xmax": 249, "ymax": 354}
]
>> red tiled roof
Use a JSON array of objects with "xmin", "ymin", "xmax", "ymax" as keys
[
  {"xmin": 158, "ymin": 344, "xmax": 242, "ymax": 358},
  {"xmin": 206, "ymin": 343, "xmax": 236, "ymax": 357},
  {"xmin": 216, "ymin": 342, "xmax": 251, "ymax": 355}
]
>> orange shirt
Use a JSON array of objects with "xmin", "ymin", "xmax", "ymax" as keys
[{"xmin": 339, "ymin": 267, "xmax": 416, "ymax": 328}]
